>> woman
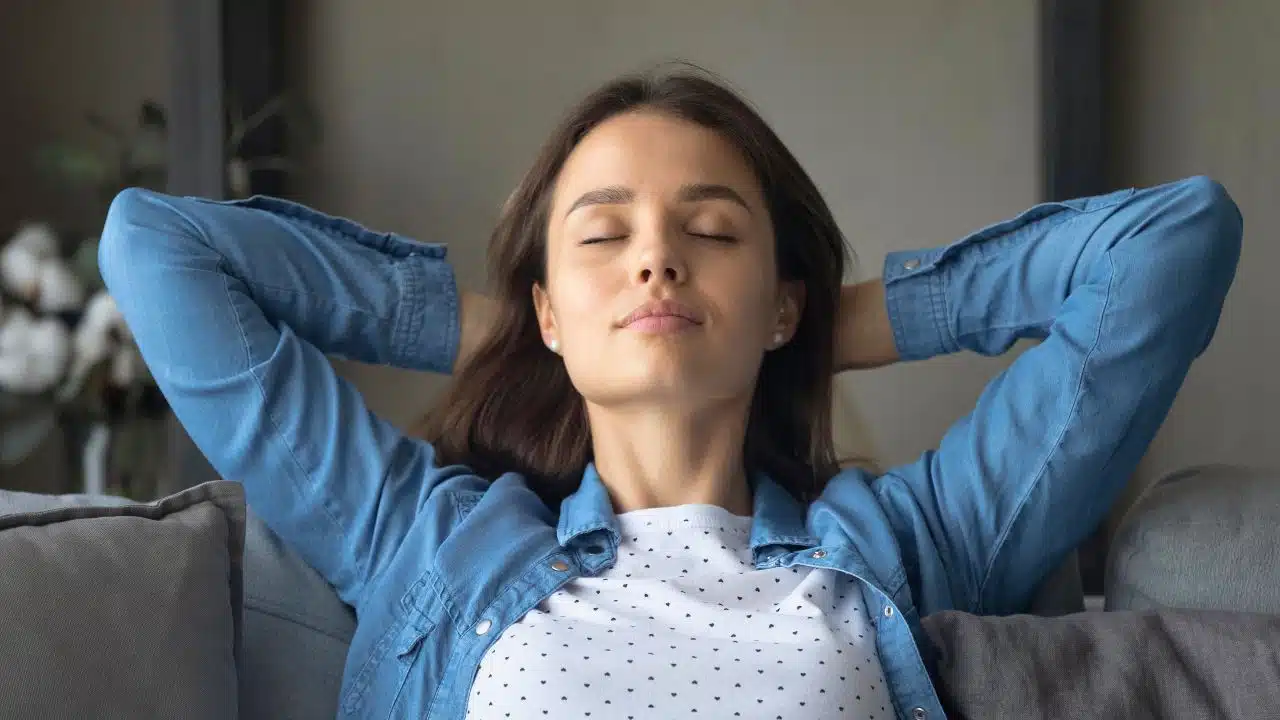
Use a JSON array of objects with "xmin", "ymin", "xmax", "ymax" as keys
[{"xmin": 98, "ymin": 68, "xmax": 1241, "ymax": 719}]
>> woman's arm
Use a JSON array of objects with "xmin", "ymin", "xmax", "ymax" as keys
[
  {"xmin": 457, "ymin": 289, "xmax": 498, "ymax": 371},
  {"xmin": 834, "ymin": 280, "xmax": 898, "ymax": 372},
  {"xmin": 864, "ymin": 176, "xmax": 1242, "ymax": 616},
  {"xmin": 99, "ymin": 188, "xmax": 474, "ymax": 607}
]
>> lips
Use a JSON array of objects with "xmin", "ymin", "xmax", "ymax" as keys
[{"xmin": 618, "ymin": 299, "xmax": 704, "ymax": 334}]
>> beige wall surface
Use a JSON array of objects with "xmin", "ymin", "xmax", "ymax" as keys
[
  {"xmin": 0, "ymin": 1, "xmax": 170, "ymax": 231},
  {"xmin": 1108, "ymin": 0, "xmax": 1279, "ymax": 509}
]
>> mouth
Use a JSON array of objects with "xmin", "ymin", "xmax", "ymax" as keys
[{"xmin": 618, "ymin": 299, "xmax": 704, "ymax": 334}]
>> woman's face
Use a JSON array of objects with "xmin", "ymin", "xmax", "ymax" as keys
[{"xmin": 534, "ymin": 110, "xmax": 801, "ymax": 410}]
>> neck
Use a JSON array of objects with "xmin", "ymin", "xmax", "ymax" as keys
[{"xmin": 586, "ymin": 397, "xmax": 754, "ymax": 516}]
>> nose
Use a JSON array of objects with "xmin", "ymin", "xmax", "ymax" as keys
[{"xmin": 633, "ymin": 226, "xmax": 687, "ymax": 286}]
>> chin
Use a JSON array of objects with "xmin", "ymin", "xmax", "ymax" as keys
[
  {"xmin": 573, "ymin": 346, "xmax": 753, "ymax": 405},
  {"xmin": 620, "ymin": 368, "xmax": 695, "ymax": 398},
  {"xmin": 597, "ymin": 366, "xmax": 748, "ymax": 407}
]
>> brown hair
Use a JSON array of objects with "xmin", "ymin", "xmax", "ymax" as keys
[{"xmin": 420, "ymin": 64, "xmax": 851, "ymax": 507}]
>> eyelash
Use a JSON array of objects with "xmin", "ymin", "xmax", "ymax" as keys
[
  {"xmin": 692, "ymin": 233, "xmax": 738, "ymax": 243},
  {"xmin": 581, "ymin": 233, "xmax": 738, "ymax": 245}
]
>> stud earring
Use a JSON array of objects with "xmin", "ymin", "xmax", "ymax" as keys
[
  {"xmin": 548, "ymin": 338, "xmax": 560, "ymax": 354},
  {"xmin": 772, "ymin": 331, "xmax": 785, "ymax": 347}
]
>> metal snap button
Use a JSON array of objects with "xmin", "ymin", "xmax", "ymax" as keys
[
  {"xmin": 550, "ymin": 560, "xmax": 570, "ymax": 572},
  {"xmin": 884, "ymin": 605, "xmax": 895, "ymax": 618},
  {"xmin": 810, "ymin": 549, "xmax": 827, "ymax": 559},
  {"xmin": 903, "ymin": 258, "xmax": 921, "ymax": 270},
  {"xmin": 475, "ymin": 619, "xmax": 492, "ymax": 636}
]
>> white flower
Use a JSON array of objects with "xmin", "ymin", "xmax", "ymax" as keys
[
  {"xmin": 8, "ymin": 222, "xmax": 59, "ymax": 260},
  {"xmin": 0, "ymin": 307, "xmax": 71, "ymax": 393},
  {"xmin": 109, "ymin": 345, "xmax": 143, "ymax": 387},
  {"xmin": 36, "ymin": 259, "xmax": 85, "ymax": 313},
  {"xmin": 1, "ymin": 238, "xmax": 86, "ymax": 312},
  {"xmin": 0, "ymin": 306, "xmax": 34, "ymax": 356},
  {"xmin": 58, "ymin": 292, "xmax": 126, "ymax": 401},
  {"xmin": 82, "ymin": 291, "xmax": 126, "ymax": 332},
  {"xmin": 0, "ymin": 244, "xmax": 42, "ymax": 301}
]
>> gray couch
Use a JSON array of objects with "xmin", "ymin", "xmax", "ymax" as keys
[{"xmin": 0, "ymin": 464, "xmax": 1276, "ymax": 719}]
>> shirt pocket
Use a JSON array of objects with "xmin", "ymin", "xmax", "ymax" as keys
[{"xmin": 340, "ymin": 576, "xmax": 443, "ymax": 717}]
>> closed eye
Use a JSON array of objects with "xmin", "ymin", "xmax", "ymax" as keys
[
  {"xmin": 581, "ymin": 235, "xmax": 628, "ymax": 245},
  {"xmin": 581, "ymin": 232, "xmax": 736, "ymax": 245},
  {"xmin": 689, "ymin": 232, "xmax": 738, "ymax": 243}
]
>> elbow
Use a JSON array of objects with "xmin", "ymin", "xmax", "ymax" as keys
[
  {"xmin": 1171, "ymin": 175, "xmax": 1244, "ymax": 289},
  {"xmin": 99, "ymin": 188, "xmax": 154, "ymax": 294},
  {"xmin": 1147, "ymin": 176, "xmax": 1244, "ymax": 353},
  {"xmin": 98, "ymin": 188, "xmax": 197, "ymax": 296}
]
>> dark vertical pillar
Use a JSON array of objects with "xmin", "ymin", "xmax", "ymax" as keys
[
  {"xmin": 168, "ymin": 0, "xmax": 224, "ymax": 199},
  {"xmin": 163, "ymin": 0, "xmax": 285, "ymax": 493},
  {"xmin": 164, "ymin": 0, "xmax": 225, "ymax": 493},
  {"xmin": 1041, "ymin": 0, "xmax": 1109, "ymax": 597},
  {"xmin": 223, "ymin": 0, "xmax": 288, "ymax": 197},
  {"xmin": 1041, "ymin": 0, "xmax": 1106, "ymax": 201}
]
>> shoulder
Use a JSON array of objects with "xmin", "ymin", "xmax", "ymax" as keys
[
  {"xmin": 416, "ymin": 463, "xmax": 495, "ymax": 528},
  {"xmin": 412, "ymin": 465, "xmax": 556, "ymax": 542}
]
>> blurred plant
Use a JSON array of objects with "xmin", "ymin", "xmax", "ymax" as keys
[
  {"xmin": 0, "ymin": 221, "xmax": 161, "ymax": 496},
  {"xmin": 35, "ymin": 93, "xmax": 318, "ymax": 211},
  {"xmin": 3, "ymin": 94, "xmax": 317, "ymax": 497},
  {"xmin": 224, "ymin": 91, "xmax": 321, "ymax": 198}
]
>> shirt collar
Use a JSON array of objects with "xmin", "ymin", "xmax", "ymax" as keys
[{"xmin": 556, "ymin": 463, "xmax": 816, "ymax": 552}]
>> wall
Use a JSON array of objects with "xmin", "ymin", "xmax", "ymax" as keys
[
  {"xmin": 1107, "ymin": 0, "xmax": 1279, "ymax": 512},
  {"xmin": 290, "ymin": 0, "xmax": 1041, "ymax": 469},
  {"xmin": 0, "ymin": 1, "xmax": 170, "ymax": 231}
]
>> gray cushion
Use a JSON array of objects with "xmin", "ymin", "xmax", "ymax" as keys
[
  {"xmin": 0, "ymin": 481, "xmax": 245, "ymax": 720},
  {"xmin": 240, "ymin": 511, "xmax": 354, "ymax": 720},
  {"xmin": 1107, "ymin": 464, "xmax": 1280, "ymax": 612},
  {"xmin": 923, "ymin": 609, "xmax": 1280, "ymax": 719}
]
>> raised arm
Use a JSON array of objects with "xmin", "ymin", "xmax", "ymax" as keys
[
  {"xmin": 98, "ymin": 188, "xmax": 474, "ymax": 606},
  {"xmin": 864, "ymin": 176, "xmax": 1242, "ymax": 616},
  {"xmin": 834, "ymin": 279, "xmax": 898, "ymax": 372}
]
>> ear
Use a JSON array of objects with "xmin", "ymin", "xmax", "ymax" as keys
[
  {"xmin": 532, "ymin": 282, "xmax": 558, "ymax": 350},
  {"xmin": 771, "ymin": 281, "xmax": 805, "ymax": 348}
]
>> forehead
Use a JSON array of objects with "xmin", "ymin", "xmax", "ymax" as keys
[{"xmin": 552, "ymin": 111, "xmax": 764, "ymax": 210}]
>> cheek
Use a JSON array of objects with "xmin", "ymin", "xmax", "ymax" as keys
[
  {"xmin": 548, "ymin": 265, "xmax": 620, "ymax": 336},
  {"xmin": 713, "ymin": 257, "xmax": 780, "ymax": 336}
]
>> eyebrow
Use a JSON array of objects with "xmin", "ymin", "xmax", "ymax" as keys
[
  {"xmin": 677, "ymin": 183, "xmax": 752, "ymax": 214},
  {"xmin": 564, "ymin": 183, "xmax": 753, "ymax": 218},
  {"xmin": 565, "ymin": 186, "xmax": 635, "ymax": 217}
]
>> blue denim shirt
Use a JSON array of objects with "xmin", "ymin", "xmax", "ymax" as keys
[{"xmin": 98, "ymin": 176, "xmax": 1241, "ymax": 719}]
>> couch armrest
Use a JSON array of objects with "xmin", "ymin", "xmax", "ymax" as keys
[{"xmin": 1106, "ymin": 464, "xmax": 1280, "ymax": 612}]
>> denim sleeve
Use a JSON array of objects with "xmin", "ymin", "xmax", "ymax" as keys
[
  {"xmin": 873, "ymin": 176, "xmax": 1243, "ymax": 615},
  {"xmin": 98, "ymin": 188, "xmax": 463, "ymax": 607}
]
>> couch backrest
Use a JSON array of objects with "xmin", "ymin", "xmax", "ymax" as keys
[
  {"xmin": 240, "ymin": 511, "xmax": 353, "ymax": 720},
  {"xmin": 0, "ymin": 486, "xmax": 1082, "ymax": 720}
]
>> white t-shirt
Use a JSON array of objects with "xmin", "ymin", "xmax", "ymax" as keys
[{"xmin": 466, "ymin": 503, "xmax": 896, "ymax": 719}]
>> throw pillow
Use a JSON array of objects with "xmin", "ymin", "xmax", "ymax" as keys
[
  {"xmin": 0, "ymin": 481, "xmax": 245, "ymax": 719},
  {"xmin": 923, "ymin": 608, "xmax": 1280, "ymax": 720}
]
